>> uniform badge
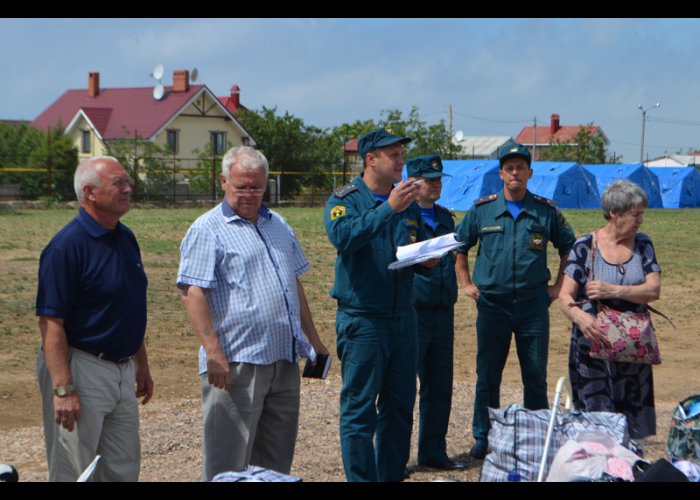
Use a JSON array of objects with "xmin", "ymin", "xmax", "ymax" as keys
[
  {"xmin": 530, "ymin": 233, "xmax": 544, "ymax": 250},
  {"xmin": 432, "ymin": 160, "xmax": 439, "ymax": 170},
  {"xmin": 409, "ymin": 230, "xmax": 417, "ymax": 243},
  {"xmin": 330, "ymin": 205, "xmax": 346, "ymax": 220}
]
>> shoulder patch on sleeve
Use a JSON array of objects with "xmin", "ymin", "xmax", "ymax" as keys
[
  {"xmin": 475, "ymin": 193, "xmax": 498, "ymax": 206},
  {"xmin": 334, "ymin": 184, "xmax": 358, "ymax": 199},
  {"xmin": 532, "ymin": 194, "xmax": 557, "ymax": 208},
  {"xmin": 330, "ymin": 205, "xmax": 347, "ymax": 220}
]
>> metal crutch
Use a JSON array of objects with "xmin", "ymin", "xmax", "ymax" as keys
[{"xmin": 536, "ymin": 377, "xmax": 573, "ymax": 482}]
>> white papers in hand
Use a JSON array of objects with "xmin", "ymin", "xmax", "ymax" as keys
[{"xmin": 388, "ymin": 233, "xmax": 463, "ymax": 270}]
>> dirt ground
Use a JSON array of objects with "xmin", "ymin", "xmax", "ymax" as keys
[
  {"xmin": 0, "ymin": 289, "xmax": 693, "ymax": 482},
  {"xmin": 0, "ymin": 207, "xmax": 698, "ymax": 481}
]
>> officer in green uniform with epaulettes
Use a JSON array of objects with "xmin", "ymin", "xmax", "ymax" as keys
[
  {"xmin": 324, "ymin": 128, "xmax": 435, "ymax": 482},
  {"xmin": 407, "ymin": 155, "xmax": 467, "ymax": 471},
  {"xmin": 454, "ymin": 144, "xmax": 576, "ymax": 460}
]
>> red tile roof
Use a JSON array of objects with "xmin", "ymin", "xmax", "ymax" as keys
[
  {"xmin": 218, "ymin": 85, "xmax": 248, "ymax": 115},
  {"xmin": 218, "ymin": 97, "xmax": 248, "ymax": 114},
  {"xmin": 515, "ymin": 124, "xmax": 601, "ymax": 145},
  {"xmin": 344, "ymin": 138, "xmax": 358, "ymax": 152},
  {"xmin": 32, "ymin": 85, "xmax": 207, "ymax": 140}
]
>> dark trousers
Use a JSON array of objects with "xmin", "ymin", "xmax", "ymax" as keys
[
  {"xmin": 416, "ymin": 305, "xmax": 455, "ymax": 465},
  {"xmin": 472, "ymin": 292, "xmax": 550, "ymax": 442},
  {"xmin": 336, "ymin": 308, "xmax": 417, "ymax": 482}
]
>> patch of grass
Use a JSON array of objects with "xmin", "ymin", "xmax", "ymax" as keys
[{"xmin": 1, "ymin": 206, "xmax": 698, "ymax": 430}]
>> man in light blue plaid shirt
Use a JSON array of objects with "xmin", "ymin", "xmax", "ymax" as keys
[{"xmin": 177, "ymin": 146, "xmax": 329, "ymax": 481}]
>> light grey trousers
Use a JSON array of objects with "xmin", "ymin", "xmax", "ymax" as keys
[
  {"xmin": 200, "ymin": 360, "xmax": 300, "ymax": 481},
  {"xmin": 37, "ymin": 347, "xmax": 140, "ymax": 482}
]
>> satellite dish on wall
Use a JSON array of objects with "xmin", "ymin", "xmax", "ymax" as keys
[
  {"xmin": 152, "ymin": 64, "xmax": 164, "ymax": 80},
  {"xmin": 190, "ymin": 68, "xmax": 199, "ymax": 82},
  {"xmin": 454, "ymin": 130, "xmax": 464, "ymax": 142},
  {"xmin": 153, "ymin": 84, "xmax": 164, "ymax": 101}
]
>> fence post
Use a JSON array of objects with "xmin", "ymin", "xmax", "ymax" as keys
[
  {"xmin": 133, "ymin": 156, "xmax": 140, "ymax": 203},
  {"xmin": 211, "ymin": 154, "xmax": 216, "ymax": 201},
  {"xmin": 46, "ymin": 127, "xmax": 53, "ymax": 198}
]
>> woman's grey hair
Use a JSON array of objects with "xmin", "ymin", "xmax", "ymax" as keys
[
  {"xmin": 73, "ymin": 156, "xmax": 120, "ymax": 201},
  {"xmin": 221, "ymin": 146, "xmax": 269, "ymax": 180},
  {"xmin": 601, "ymin": 179, "xmax": 648, "ymax": 220}
]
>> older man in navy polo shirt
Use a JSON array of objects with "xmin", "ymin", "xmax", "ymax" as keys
[{"xmin": 36, "ymin": 156, "xmax": 153, "ymax": 481}]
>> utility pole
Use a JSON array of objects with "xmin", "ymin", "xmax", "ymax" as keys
[
  {"xmin": 448, "ymin": 105, "xmax": 453, "ymax": 139},
  {"xmin": 532, "ymin": 117, "xmax": 537, "ymax": 160}
]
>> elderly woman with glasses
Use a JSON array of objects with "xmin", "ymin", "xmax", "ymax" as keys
[{"xmin": 559, "ymin": 179, "xmax": 661, "ymax": 445}]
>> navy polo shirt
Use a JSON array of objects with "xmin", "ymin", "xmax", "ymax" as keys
[{"xmin": 36, "ymin": 207, "xmax": 148, "ymax": 359}]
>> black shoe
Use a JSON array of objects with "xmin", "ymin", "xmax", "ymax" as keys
[
  {"xmin": 419, "ymin": 458, "xmax": 469, "ymax": 471},
  {"xmin": 469, "ymin": 441, "xmax": 488, "ymax": 460}
]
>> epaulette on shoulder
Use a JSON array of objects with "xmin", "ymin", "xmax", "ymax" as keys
[
  {"xmin": 435, "ymin": 204, "xmax": 456, "ymax": 218},
  {"xmin": 532, "ymin": 194, "xmax": 557, "ymax": 208},
  {"xmin": 475, "ymin": 193, "xmax": 498, "ymax": 206},
  {"xmin": 334, "ymin": 183, "xmax": 358, "ymax": 199}
]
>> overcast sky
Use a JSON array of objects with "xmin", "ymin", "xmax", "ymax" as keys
[{"xmin": 2, "ymin": 18, "xmax": 699, "ymax": 163}]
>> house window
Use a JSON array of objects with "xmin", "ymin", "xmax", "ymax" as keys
[
  {"xmin": 81, "ymin": 130, "xmax": 91, "ymax": 153},
  {"xmin": 167, "ymin": 130, "xmax": 179, "ymax": 154},
  {"xmin": 211, "ymin": 131, "xmax": 227, "ymax": 155}
]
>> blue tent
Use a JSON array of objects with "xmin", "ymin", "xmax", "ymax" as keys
[
  {"xmin": 583, "ymin": 164, "xmax": 663, "ymax": 208},
  {"xmin": 438, "ymin": 160, "xmax": 502, "ymax": 210},
  {"xmin": 402, "ymin": 159, "xmax": 502, "ymax": 210},
  {"xmin": 648, "ymin": 167, "xmax": 700, "ymax": 208},
  {"xmin": 528, "ymin": 162, "xmax": 601, "ymax": 209}
]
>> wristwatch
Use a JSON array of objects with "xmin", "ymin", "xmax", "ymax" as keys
[{"xmin": 54, "ymin": 384, "xmax": 75, "ymax": 397}]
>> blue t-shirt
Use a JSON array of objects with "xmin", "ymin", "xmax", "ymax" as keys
[
  {"xmin": 373, "ymin": 193, "xmax": 389, "ymax": 203},
  {"xmin": 36, "ymin": 208, "xmax": 148, "ymax": 358},
  {"xmin": 506, "ymin": 199, "xmax": 525, "ymax": 219},
  {"xmin": 420, "ymin": 206, "xmax": 437, "ymax": 231}
]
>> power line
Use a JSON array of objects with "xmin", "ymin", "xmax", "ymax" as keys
[
  {"xmin": 452, "ymin": 110, "xmax": 532, "ymax": 124},
  {"xmin": 647, "ymin": 116, "xmax": 700, "ymax": 127}
]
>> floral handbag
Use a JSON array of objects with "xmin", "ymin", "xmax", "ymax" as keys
[
  {"xmin": 585, "ymin": 232, "xmax": 673, "ymax": 365},
  {"xmin": 590, "ymin": 303, "xmax": 661, "ymax": 364}
]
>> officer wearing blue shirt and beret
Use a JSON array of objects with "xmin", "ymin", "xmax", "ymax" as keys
[
  {"xmin": 454, "ymin": 144, "xmax": 575, "ymax": 460},
  {"xmin": 36, "ymin": 156, "xmax": 153, "ymax": 481},
  {"xmin": 406, "ymin": 155, "xmax": 467, "ymax": 471},
  {"xmin": 325, "ymin": 128, "xmax": 436, "ymax": 482}
]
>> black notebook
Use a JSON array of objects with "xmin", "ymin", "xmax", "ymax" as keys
[{"xmin": 302, "ymin": 353, "xmax": 332, "ymax": 379}]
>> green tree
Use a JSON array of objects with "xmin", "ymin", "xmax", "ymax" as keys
[
  {"xmin": 378, "ymin": 106, "xmax": 461, "ymax": 159},
  {"xmin": 236, "ymin": 107, "xmax": 339, "ymax": 198},
  {"xmin": 0, "ymin": 123, "xmax": 77, "ymax": 200},
  {"xmin": 105, "ymin": 129, "xmax": 179, "ymax": 202},
  {"xmin": 539, "ymin": 124, "xmax": 617, "ymax": 164}
]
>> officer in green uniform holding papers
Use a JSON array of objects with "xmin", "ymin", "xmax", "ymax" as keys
[
  {"xmin": 324, "ymin": 128, "xmax": 435, "ymax": 482},
  {"xmin": 454, "ymin": 144, "xmax": 576, "ymax": 459},
  {"xmin": 407, "ymin": 155, "xmax": 467, "ymax": 471}
]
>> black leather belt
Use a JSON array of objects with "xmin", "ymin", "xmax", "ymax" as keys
[{"xmin": 74, "ymin": 347, "xmax": 134, "ymax": 364}]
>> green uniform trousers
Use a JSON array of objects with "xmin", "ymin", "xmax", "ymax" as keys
[
  {"xmin": 336, "ymin": 308, "xmax": 417, "ymax": 482},
  {"xmin": 472, "ymin": 291, "xmax": 550, "ymax": 443},
  {"xmin": 416, "ymin": 304, "xmax": 455, "ymax": 465}
]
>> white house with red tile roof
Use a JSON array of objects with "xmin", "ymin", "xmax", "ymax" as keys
[
  {"xmin": 32, "ymin": 71, "xmax": 255, "ymax": 162},
  {"xmin": 515, "ymin": 114, "xmax": 609, "ymax": 161}
]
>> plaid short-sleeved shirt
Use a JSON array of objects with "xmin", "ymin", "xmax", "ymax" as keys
[{"xmin": 177, "ymin": 201, "xmax": 314, "ymax": 374}]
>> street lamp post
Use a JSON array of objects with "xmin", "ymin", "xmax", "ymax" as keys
[{"xmin": 638, "ymin": 102, "xmax": 661, "ymax": 163}]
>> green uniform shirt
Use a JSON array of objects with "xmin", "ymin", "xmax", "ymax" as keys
[
  {"xmin": 413, "ymin": 204, "xmax": 458, "ymax": 308},
  {"xmin": 455, "ymin": 190, "xmax": 575, "ymax": 301},
  {"xmin": 325, "ymin": 175, "xmax": 426, "ymax": 318}
]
